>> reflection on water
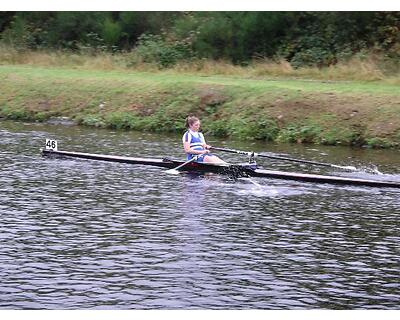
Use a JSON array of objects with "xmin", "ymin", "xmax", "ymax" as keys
[{"xmin": 0, "ymin": 120, "xmax": 399, "ymax": 309}]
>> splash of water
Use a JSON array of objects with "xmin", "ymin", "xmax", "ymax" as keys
[
  {"xmin": 355, "ymin": 165, "xmax": 383, "ymax": 175},
  {"xmin": 237, "ymin": 177, "xmax": 280, "ymax": 196}
]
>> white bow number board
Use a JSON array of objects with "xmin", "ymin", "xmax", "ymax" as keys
[{"xmin": 45, "ymin": 139, "xmax": 58, "ymax": 151}]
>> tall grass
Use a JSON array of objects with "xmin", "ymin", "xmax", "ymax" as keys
[{"xmin": 0, "ymin": 44, "xmax": 399, "ymax": 82}]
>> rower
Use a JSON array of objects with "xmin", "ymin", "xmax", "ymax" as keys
[{"xmin": 182, "ymin": 115, "xmax": 225, "ymax": 164}]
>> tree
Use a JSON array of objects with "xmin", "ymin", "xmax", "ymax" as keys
[{"xmin": 102, "ymin": 17, "xmax": 122, "ymax": 49}]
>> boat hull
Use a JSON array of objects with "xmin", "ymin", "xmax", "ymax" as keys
[{"xmin": 41, "ymin": 149, "xmax": 400, "ymax": 189}]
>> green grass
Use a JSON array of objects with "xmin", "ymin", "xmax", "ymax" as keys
[
  {"xmin": 3, "ymin": 65, "xmax": 400, "ymax": 95},
  {"xmin": 1, "ymin": 64, "xmax": 400, "ymax": 148}
]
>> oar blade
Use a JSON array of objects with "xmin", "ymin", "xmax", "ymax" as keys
[
  {"xmin": 166, "ymin": 169, "xmax": 181, "ymax": 175},
  {"xmin": 165, "ymin": 155, "xmax": 199, "ymax": 174},
  {"xmin": 332, "ymin": 165, "xmax": 358, "ymax": 171}
]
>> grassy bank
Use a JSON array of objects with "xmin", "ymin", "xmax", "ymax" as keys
[{"xmin": 1, "ymin": 64, "xmax": 400, "ymax": 148}]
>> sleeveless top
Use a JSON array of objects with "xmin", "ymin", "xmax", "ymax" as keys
[{"xmin": 182, "ymin": 130, "xmax": 205, "ymax": 160}]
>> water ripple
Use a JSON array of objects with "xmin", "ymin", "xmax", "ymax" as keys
[{"xmin": 0, "ymin": 121, "xmax": 399, "ymax": 309}]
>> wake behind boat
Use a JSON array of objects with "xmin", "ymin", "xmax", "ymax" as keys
[{"xmin": 41, "ymin": 140, "xmax": 400, "ymax": 189}]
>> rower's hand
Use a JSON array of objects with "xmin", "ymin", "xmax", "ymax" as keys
[
  {"xmin": 205, "ymin": 144, "xmax": 212, "ymax": 150},
  {"xmin": 202, "ymin": 149, "xmax": 210, "ymax": 154}
]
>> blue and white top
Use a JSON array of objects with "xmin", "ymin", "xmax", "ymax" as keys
[{"xmin": 182, "ymin": 129, "xmax": 206, "ymax": 160}]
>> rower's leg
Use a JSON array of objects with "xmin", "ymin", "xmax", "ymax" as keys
[{"xmin": 203, "ymin": 155, "xmax": 226, "ymax": 164}]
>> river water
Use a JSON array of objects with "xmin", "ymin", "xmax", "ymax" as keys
[{"xmin": 0, "ymin": 120, "xmax": 399, "ymax": 310}]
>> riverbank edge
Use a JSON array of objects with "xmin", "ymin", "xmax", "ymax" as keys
[{"xmin": 1, "ymin": 65, "xmax": 400, "ymax": 149}]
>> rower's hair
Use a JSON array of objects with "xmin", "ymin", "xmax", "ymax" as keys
[{"xmin": 185, "ymin": 115, "xmax": 199, "ymax": 129}]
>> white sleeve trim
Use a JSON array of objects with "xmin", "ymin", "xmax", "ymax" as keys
[
  {"xmin": 199, "ymin": 132, "xmax": 205, "ymax": 144},
  {"xmin": 183, "ymin": 131, "xmax": 192, "ymax": 144}
]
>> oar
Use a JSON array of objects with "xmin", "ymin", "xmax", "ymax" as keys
[
  {"xmin": 166, "ymin": 156, "xmax": 199, "ymax": 174},
  {"xmin": 210, "ymin": 146, "xmax": 357, "ymax": 171}
]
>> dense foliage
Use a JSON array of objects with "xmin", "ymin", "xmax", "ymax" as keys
[{"xmin": 0, "ymin": 12, "xmax": 399, "ymax": 69}]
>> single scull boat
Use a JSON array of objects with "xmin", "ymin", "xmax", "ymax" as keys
[{"xmin": 41, "ymin": 147, "xmax": 400, "ymax": 189}]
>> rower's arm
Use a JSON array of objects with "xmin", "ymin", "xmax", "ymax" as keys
[{"xmin": 200, "ymin": 133, "xmax": 211, "ymax": 149}]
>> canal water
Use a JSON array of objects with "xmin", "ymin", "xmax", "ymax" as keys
[{"xmin": 0, "ymin": 120, "xmax": 399, "ymax": 309}]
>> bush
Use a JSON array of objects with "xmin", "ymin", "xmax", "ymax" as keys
[
  {"xmin": 290, "ymin": 48, "xmax": 336, "ymax": 68},
  {"xmin": 77, "ymin": 32, "xmax": 108, "ymax": 54},
  {"xmin": 80, "ymin": 114, "xmax": 106, "ymax": 127},
  {"xmin": 1, "ymin": 16, "xmax": 37, "ymax": 50},
  {"xmin": 135, "ymin": 33, "xmax": 194, "ymax": 68},
  {"xmin": 104, "ymin": 112, "xmax": 140, "ymax": 130},
  {"xmin": 34, "ymin": 112, "xmax": 51, "ymax": 122},
  {"xmin": 396, "ymin": 130, "xmax": 400, "ymax": 143},
  {"xmin": 228, "ymin": 117, "xmax": 279, "ymax": 140},
  {"xmin": 204, "ymin": 119, "xmax": 229, "ymax": 137},
  {"xmin": 277, "ymin": 124, "xmax": 321, "ymax": 144},
  {"xmin": 365, "ymin": 137, "xmax": 394, "ymax": 148},
  {"xmin": 0, "ymin": 105, "xmax": 32, "ymax": 120}
]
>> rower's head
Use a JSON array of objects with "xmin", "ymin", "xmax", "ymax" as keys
[{"xmin": 185, "ymin": 115, "xmax": 201, "ymax": 132}]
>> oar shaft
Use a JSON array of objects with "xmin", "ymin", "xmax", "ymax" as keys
[
  {"xmin": 211, "ymin": 146, "xmax": 341, "ymax": 169},
  {"xmin": 172, "ymin": 156, "xmax": 198, "ymax": 171},
  {"xmin": 210, "ymin": 146, "xmax": 252, "ymax": 156},
  {"xmin": 166, "ymin": 156, "xmax": 199, "ymax": 174},
  {"xmin": 258, "ymin": 154, "xmax": 334, "ymax": 168}
]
